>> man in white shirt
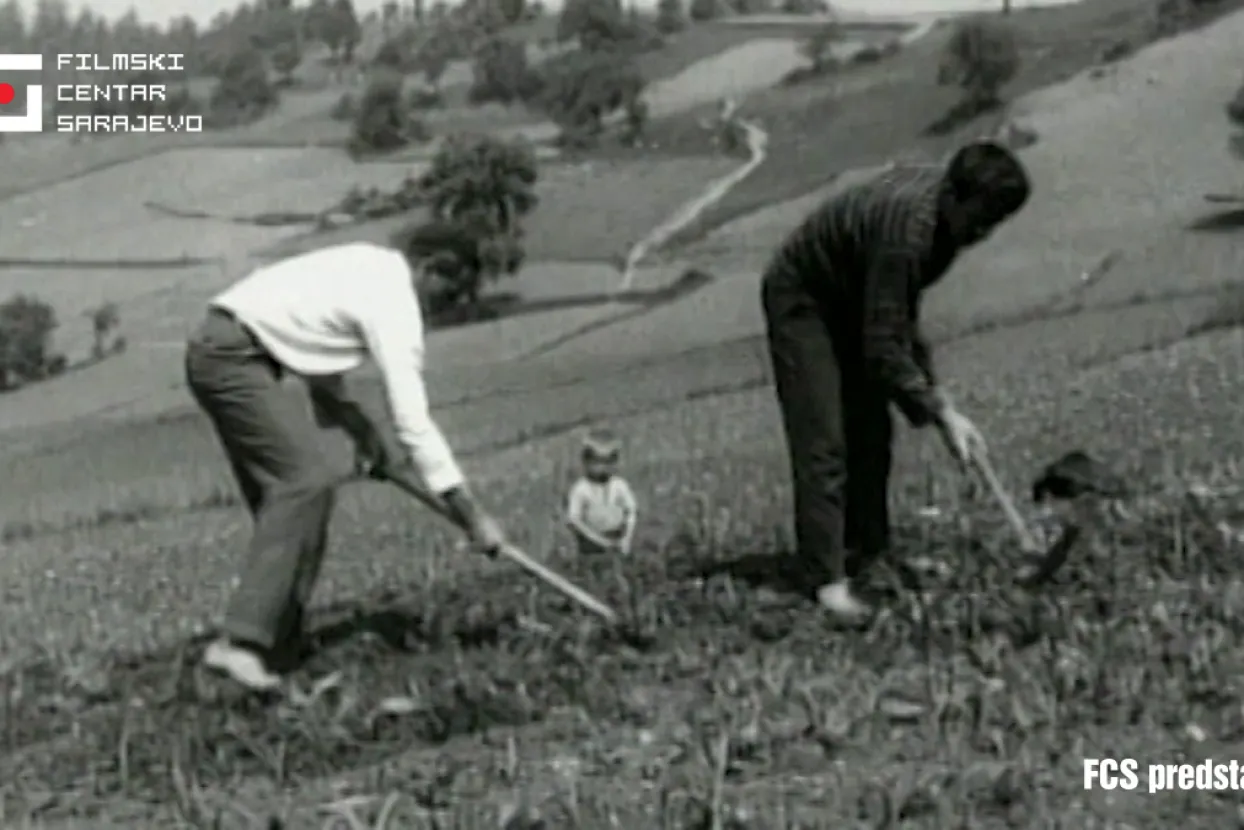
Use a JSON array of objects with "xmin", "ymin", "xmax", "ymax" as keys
[{"xmin": 185, "ymin": 240, "xmax": 507, "ymax": 691}]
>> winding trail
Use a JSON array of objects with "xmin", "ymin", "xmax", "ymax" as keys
[
  {"xmin": 617, "ymin": 117, "xmax": 769, "ymax": 292},
  {"xmin": 613, "ymin": 17, "xmax": 938, "ymax": 294}
]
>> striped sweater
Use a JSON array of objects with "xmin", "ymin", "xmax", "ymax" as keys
[{"xmin": 768, "ymin": 164, "xmax": 960, "ymax": 427}]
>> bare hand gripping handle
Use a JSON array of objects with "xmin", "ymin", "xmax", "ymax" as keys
[{"xmin": 374, "ymin": 465, "xmax": 620, "ymax": 625}]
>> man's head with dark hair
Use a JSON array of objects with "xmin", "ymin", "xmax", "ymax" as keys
[
  {"xmin": 392, "ymin": 220, "xmax": 481, "ymax": 271},
  {"xmin": 939, "ymin": 139, "xmax": 1031, "ymax": 247}
]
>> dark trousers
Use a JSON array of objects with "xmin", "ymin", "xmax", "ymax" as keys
[
  {"xmin": 761, "ymin": 266, "xmax": 894, "ymax": 584},
  {"xmin": 184, "ymin": 309, "xmax": 337, "ymax": 651}
]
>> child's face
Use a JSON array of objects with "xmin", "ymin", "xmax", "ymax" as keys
[{"xmin": 584, "ymin": 454, "xmax": 617, "ymax": 481}]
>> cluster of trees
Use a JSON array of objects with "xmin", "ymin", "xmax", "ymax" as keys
[
  {"xmin": 350, "ymin": 0, "xmax": 663, "ymax": 156},
  {"xmin": 0, "ymin": 297, "xmax": 123, "ymax": 393},
  {"xmin": 5, "ymin": 0, "xmax": 370, "ymax": 129},
  {"xmin": 936, "ymin": 16, "xmax": 1019, "ymax": 121}
]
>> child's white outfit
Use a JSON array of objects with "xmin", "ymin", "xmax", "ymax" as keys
[{"xmin": 566, "ymin": 475, "xmax": 636, "ymax": 554}]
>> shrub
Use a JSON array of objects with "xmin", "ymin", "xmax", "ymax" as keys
[
  {"xmin": 87, "ymin": 302, "xmax": 120, "ymax": 361},
  {"xmin": 558, "ymin": 0, "xmax": 635, "ymax": 50},
  {"xmin": 373, "ymin": 37, "xmax": 409, "ymax": 70},
  {"xmin": 418, "ymin": 133, "xmax": 540, "ymax": 232},
  {"xmin": 1152, "ymin": 0, "xmax": 1193, "ymax": 38},
  {"xmin": 406, "ymin": 85, "xmax": 444, "ymax": 109},
  {"xmin": 469, "ymin": 36, "xmax": 540, "ymax": 104},
  {"xmin": 0, "ymin": 294, "xmax": 59, "ymax": 389},
  {"xmin": 497, "ymin": 0, "xmax": 527, "ymax": 25},
  {"xmin": 729, "ymin": 0, "xmax": 770, "ymax": 14},
  {"xmin": 271, "ymin": 40, "xmax": 302, "ymax": 84},
  {"xmin": 350, "ymin": 73, "xmax": 430, "ymax": 154},
  {"xmin": 331, "ymin": 91, "xmax": 355, "ymax": 120},
  {"xmin": 534, "ymin": 48, "xmax": 645, "ymax": 145},
  {"xmin": 403, "ymin": 134, "xmax": 539, "ymax": 309},
  {"xmin": 850, "ymin": 44, "xmax": 884, "ymax": 65},
  {"xmin": 627, "ymin": 16, "xmax": 667, "ymax": 52},
  {"xmin": 209, "ymin": 46, "xmax": 279, "ymax": 127},
  {"xmin": 799, "ymin": 22, "xmax": 838, "ymax": 72},
  {"xmin": 412, "ymin": 37, "xmax": 457, "ymax": 88},
  {"xmin": 1227, "ymin": 79, "xmax": 1244, "ymax": 128},
  {"xmin": 1098, "ymin": 37, "xmax": 1134, "ymax": 64},
  {"xmin": 780, "ymin": 0, "xmax": 827, "ymax": 12},
  {"xmin": 688, "ymin": 0, "xmax": 721, "ymax": 22},
  {"xmin": 655, "ymin": 0, "xmax": 686, "ymax": 33},
  {"xmin": 938, "ymin": 16, "xmax": 1020, "ymax": 107}
]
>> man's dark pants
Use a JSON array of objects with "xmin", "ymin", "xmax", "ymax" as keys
[
  {"xmin": 761, "ymin": 265, "xmax": 894, "ymax": 585},
  {"xmin": 184, "ymin": 309, "xmax": 338, "ymax": 654}
]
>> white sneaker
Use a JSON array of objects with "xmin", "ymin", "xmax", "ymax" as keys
[
  {"xmin": 815, "ymin": 581, "xmax": 871, "ymax": 621},
  {"xmin": 202, "ymin": 638, "xmax": 282, "ymax": 692}
]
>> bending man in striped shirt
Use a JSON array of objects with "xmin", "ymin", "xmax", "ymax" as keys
[
  {"xmin": 761, "ymin": 140, "xmax": 1031, "ymax": 621},
  {"xmin": 185, "ymin": 238, "xmax": 508, "ymax": 691}
]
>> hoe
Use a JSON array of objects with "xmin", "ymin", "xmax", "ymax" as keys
[
  {"xmin": 974, "ymin": 449, "xmax": 1124, "ymax": 586},
  {"xmin": 366, "ymin": 464, "xmax": 621, "ymax": 625}
]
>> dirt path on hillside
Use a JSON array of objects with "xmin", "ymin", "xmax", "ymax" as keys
[{"xmin": 618, "ymin": 117, "xmax": 770, "ymax": 291}]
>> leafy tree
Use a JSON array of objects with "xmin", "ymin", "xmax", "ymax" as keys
[
  {"xmin": 327, "ymin": 0, "xmax": 361, "ymax": 62},
  {"xmin": 799, "ymin": 21, "xmax": 838, "ymax": 72},
  {"xmin": 0, "ymin": 0, "xmax": 26, "ymax": 51},
  {"xmin": 418, "ymin": 133, "xmax": 539, "ymax": 233},
  {"xmin": 405, "ymin": 135, "xmax": 537, "ymax": 309},
  {"xmin": 779, "ymin": 0, "xmax": 827, "ymax": 11},
  {"xmin": 407, "ymin": 135, "xmax": 538, "ymax": 311},
  {"xmin": 271, "ymin": 38, "xmax": 302, "ymax": 83},
  {"xmin": 938, "ymin": 16, "xmax": 1019, "ymax": 109},
  {"xmin": 655, "ymin": 0, "xmax": 686, "ymax": 34},
  {"xmin": 1228, "ymin": 79, "xmax": 1244, "ymax": 128},
  {"xmin": 167, "ymin": 14, "xmax": 199, "ymax": 62},
  {"xmin": 469, "ymin": 35, "xmax": 539, "ymax": 104},
  {"xmin": 351, "ymin": 72, "xmax": 429, "ymax": 153},
  {"xmin": 210, "ymin": 45, "xmax": 278, "ymax": 126},
  {"xmin": 728, "ymin": 0, "xmax": 769, "ymax": 14},
  {"xmin": 534, "ymin": 48, "xmax": 644, "ymax": 146},
  {"xmin": 467, "ymin": 0, "xmax": 510, "ymax": 34},
  {"xmin": 496, "ymin": 0, "xmax": 527, "ymax": 25},
  {"xmin": 557, "ymin": 0, "xmax": 631, "ymax": 50},
  {"xmin": 411, "ymin": 37, "xmax": 455, "ymax": 88},
  {"xmin": 373, "ymin": 36, "xmax": 409, "ymax": 70},
  {"xmin": 1228, "ymin": 79, "xmax": 1244, "ymax": 162},
  {"xmin": 30, "ymin": 0, "xmax": 71, "ymax": 52},
  {"xmin": 688, "ymin": 0, "xmax": 721, "ymax": 22},
  {"xmin": 305, "ymin": 0, "xmax": 334, "ymax": 47},
  {"xmin": 86, "ymin": 301, "xmax": 118, "ymax": 360},
  {"xmin": 382, "ymin": 0, "xmax": 400, "ymax": 30},
  {"xmin": 0, "ymin": 294, "xmax": 59, "ymax": 389}
]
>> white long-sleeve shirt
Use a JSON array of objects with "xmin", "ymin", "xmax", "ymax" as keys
[{"xmin": 211, "ymin": 242, "xmax": 465, "ymax": 494}]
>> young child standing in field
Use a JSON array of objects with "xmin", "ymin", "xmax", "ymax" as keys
[{"xmin": 565, "ymin": 429, "xmax": 637, "ymax": 555}]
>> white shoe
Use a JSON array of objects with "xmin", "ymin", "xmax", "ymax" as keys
[
  {"xmin": 202, "ymin": 638, "xmax": 282, "ymax": 692},
  {"xmin": 815, "ymin": 581, "xmax": 872, "ymax": 620}
]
